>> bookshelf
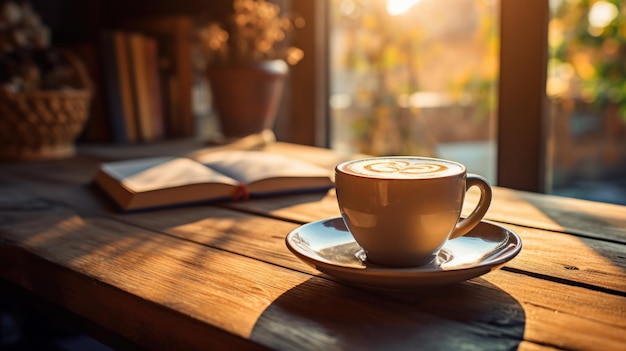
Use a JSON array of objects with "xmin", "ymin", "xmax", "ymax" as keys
[
  {"xmin": 23, "ymin": 0, "xmax": 228, "ymax": 144},
  {"xmin": 28, "ymin": 0, "xmax": 326, "ymax": 147}
]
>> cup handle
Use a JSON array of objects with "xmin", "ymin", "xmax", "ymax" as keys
[{"xmin": 449, "ymin": 174, "xmax": 492, "ymax": 239}]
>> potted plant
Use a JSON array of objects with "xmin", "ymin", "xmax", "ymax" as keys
[{"xmin": 198, "ymin": 0, "xmax": 304, "ymax": 140}]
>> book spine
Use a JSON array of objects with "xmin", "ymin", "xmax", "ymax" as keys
[
  {"xmin": 144, "ymin": 36, "xmax": 165, "ymax": 141},
  {"xmin": 112, "ymin": 30, "xmax": 139, "ymax": 142},
  {"xmin": 100, "ymin": 31, "xmax": 127, "ymax": 143},
  {"xmin": 127, "ymin": 32, "xmax": 154, "ymax": 142},
  {"xmin": 120, "ymin": 15, "xmax": 195, "ymax": 139},
  {"xmin": 174, "ymin": 19, "xmax": 194, "ymax": 138}
]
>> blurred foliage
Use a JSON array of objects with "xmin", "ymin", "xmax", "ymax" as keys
[
  {"xmin": 332, "ymin": 0, "xmax": 498, "ymax": 155},
  {"xmin": 197, "ymin": 0, "xmax": 304, "ymax": 67},
  {"xmin": 549, "ymin": 0, "xmax": 626, "ymax": 121},
  {"xmin": 449, "ymin": 1, "xmax": 498, "ymax": 123}
]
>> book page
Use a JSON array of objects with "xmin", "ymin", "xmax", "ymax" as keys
[
  {"xmin": 101, "ymin": 156, "xmax": 239, "ymax": 193},
  {"xmin": 192, "ymin": 151, "xmax": 332, "ymax": 185}
]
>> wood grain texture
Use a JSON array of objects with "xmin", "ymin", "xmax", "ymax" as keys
[
  {"xmin": 224, "ymin": 186, "xmax": 626, "ymax": 243},
  {"xmin": 117, "ymin": 203, "xmax": 626, "ymax": 295},
  {"xmin": 1, "ymin": 141, "xmax": 625, "ymax": 351},
  {"xmin": 467, "ymin": 187, "xmax": 626, "ymax": 242},
  {"xmin": 1, "ymin": 195, "xmax": 625, "ymax": 350}
]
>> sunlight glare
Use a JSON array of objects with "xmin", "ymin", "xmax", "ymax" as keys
[
  {"xmin": 588, "ymin": 0, "xmax": 618, "ymax": 36},
  {"xmin": 339, "ymin": 0, "xmax": 358, "ymax": 17},
  {"xmin": 386, "ymin": 0, "xmax": 421, "ymax": 16}
]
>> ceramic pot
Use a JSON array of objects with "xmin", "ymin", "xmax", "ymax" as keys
[{"xmin": 206, "ymin": 60, "xmax": 288, "ymax": 138}]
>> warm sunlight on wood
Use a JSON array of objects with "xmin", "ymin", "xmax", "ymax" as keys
[
  {"xmin": 3, "ymin": 141, "xmax": 625, "ymax": 350},
  {"xmin": 463, "ymin": 187, "xmax": 564, "ymax": 232},
  {"xmin": 23, "ymin": 216, "xmax": 86, "ymax": 246}
]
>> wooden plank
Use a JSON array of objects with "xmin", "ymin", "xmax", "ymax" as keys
[
  {"xmin": 502, "ymin": 224, "xmax": 626, "ymax": 293},
  {"xmin": 223, "ymin": 186, "xmax": 626, "ymax": 243},
  {"xmin": 0, "ymin": 199, "xmax": 285, "ymax": 350},
  {"xmin": 0, "ymin": 182, "xmax": 117, "ymax": 217},
  {"xmin": 221, "ymin": 190, "xmax": 341, "ymax": 223},
  {"xmin": 0, "ymin": 155, "xmax": 101, "ymax": 185},
  {"xmin": 2, "ymin": 180, "xmax": 621, "ymax": 295},
  {"xmin": 122, "ymin": 203, "xmax": 626, "ymax": 295},
  {"xmin": 0, "ymin": 249, "xmax": 267, "ymax": 351},
  {"xmin": 466, "ymin": 187, "xmax": 626, "ymax": 242},
  {"xmin": 481, "ymin": 271, "xmax": 626, "ymax": 350},
  {"xmin": 5, "ymin": 141, "xmax": 624, "ymax": 241},
  {"xmin": 0, "ymin": 203, "xmax": 523, "ymax": 350},
  {"xmin": 116, "ymin": 206, "xmax": 626, "ymax": 350},
  {"xmin": 1, "ymin": 147, "xmax": 625, "ymax": 293},
  {"xmin": 517, "ymin": 341, "xmax": 562, "ymax": 351},
  {"xmin": 127, "ymin": 203, "xmax": 626, "ymax": 350},
  {"xmin": 12, "ymin": 142, "xmax": 625, "ymax": 242},
  {"xmin": 1, "ymin": 201, "xmax": 625, "ymax": 351}
]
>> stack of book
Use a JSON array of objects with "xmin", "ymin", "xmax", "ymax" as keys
[{"xmin": 100, "ymin": 16, "xmax": 195, "ymax": 143}]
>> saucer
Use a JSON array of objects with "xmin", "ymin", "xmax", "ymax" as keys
[{"xmin": 285, "ymin": 217, "xmax": 522, "ymax": 290}]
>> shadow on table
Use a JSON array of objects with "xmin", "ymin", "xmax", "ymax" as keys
[
  {"xmin": 250, "ymin": 277, "xmax": 525, "ymax": 350},
  {"xmin": 487, "ymin": 188, "xmax": 626, "ymax": 242},
  {"xmin": 498, "ymin": 190, "xmax": 626, "ymax": 292}
]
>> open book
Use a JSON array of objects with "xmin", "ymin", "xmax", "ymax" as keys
[{"xmin": 94, "ymin": 150, "xmax": 334, "ymax": 211}]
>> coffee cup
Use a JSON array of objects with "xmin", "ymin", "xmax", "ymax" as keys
[{"xmin": 335, "ymin": 156, "xmax": 492, "ymax": 267}]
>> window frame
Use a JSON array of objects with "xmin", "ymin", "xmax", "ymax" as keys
[
  {"xmin": 279, "ymin": 0, "xmax": 330, "ymax": 147},
  {"xmin": 497, "ymin": 0, "xmax": 550, "ymax": 192}
]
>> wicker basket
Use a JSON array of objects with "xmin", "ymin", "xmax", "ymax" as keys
[{"xmin": 0, "ymin": 51, "xmax": 92, "ymax": 161}]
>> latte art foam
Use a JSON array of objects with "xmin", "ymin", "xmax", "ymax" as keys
[{"xmin": 340, "ymin": 157, "xmax": 464, "ymax": 179}]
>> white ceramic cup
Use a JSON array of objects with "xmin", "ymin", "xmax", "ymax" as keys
[{"xmin": 335, "ymin": 156, "xmax": 492, "ymax": 267}]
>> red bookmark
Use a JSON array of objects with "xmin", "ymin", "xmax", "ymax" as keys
[{"xmin": 233, "ymin": 184, "xmax": 250, "ymax": 201}]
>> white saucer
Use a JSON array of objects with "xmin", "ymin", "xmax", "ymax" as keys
[{"xmin": 285, "ymin": 217, "xmax": 522, "ymax": 290}]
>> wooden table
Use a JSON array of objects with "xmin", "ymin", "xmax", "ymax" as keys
[{"xmin": 1, "ymin": 140, "xmax": 625, "ymax": 350}]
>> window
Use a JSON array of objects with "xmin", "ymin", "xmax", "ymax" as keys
[
  {"xmin": 546, "ymin": 0, "xmax": 626, "ymax": 204},
  {"xmin": 329, "ymin": 0, "xmax": 499, "ymax": 184},
  {"xmin": 316, "ymin": 0, "xmax": 626, "ymax": 205}
]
